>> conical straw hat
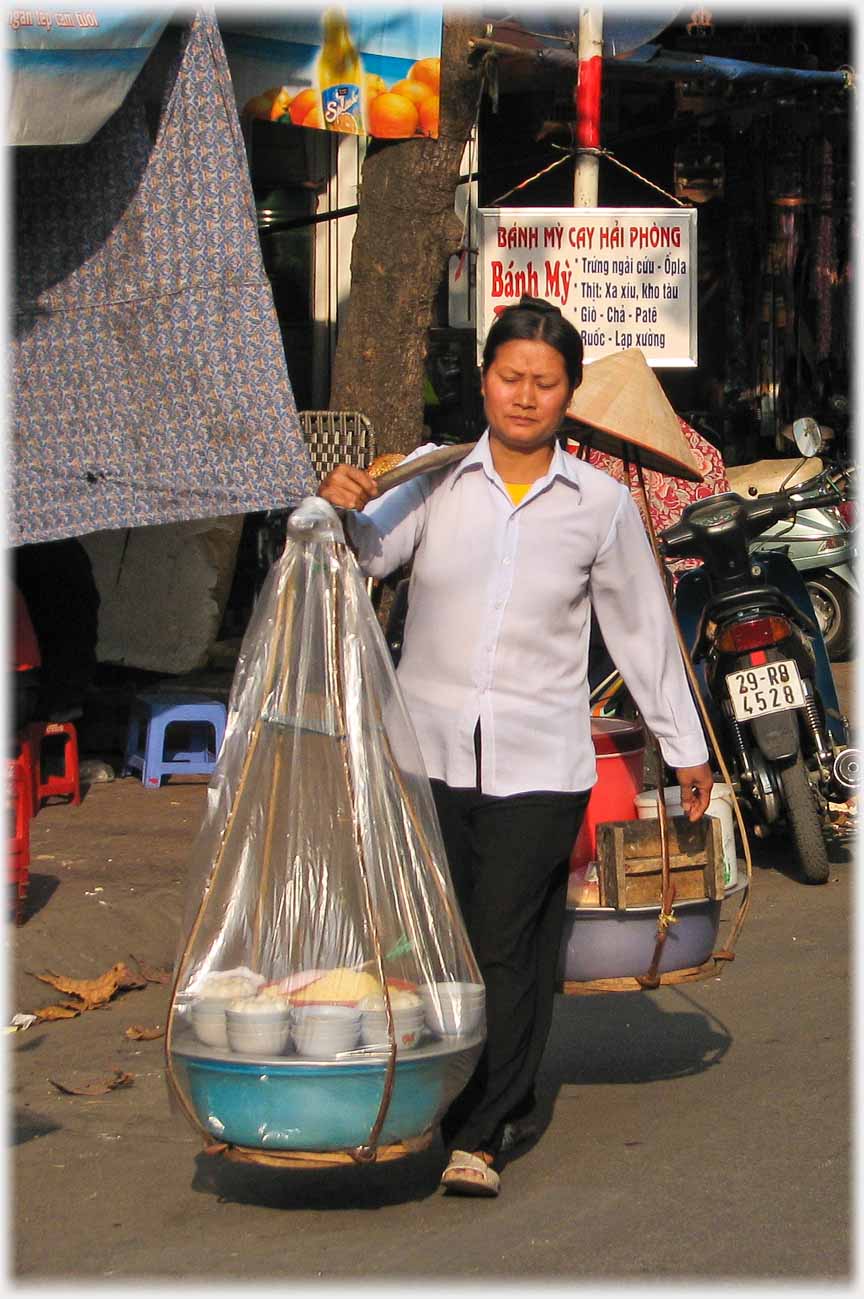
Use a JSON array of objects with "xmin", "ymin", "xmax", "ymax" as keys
[{"xmin": 565, "ymin": 350, "xmax": 703, "ymax": 482}]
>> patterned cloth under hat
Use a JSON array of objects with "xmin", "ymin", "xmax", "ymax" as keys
[{"xmin": 565, "ymin": 349, "xmax": 703, "ymax": 482}]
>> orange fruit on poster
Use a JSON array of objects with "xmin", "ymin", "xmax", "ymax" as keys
[
  {"xmin": 244, "ymin": 87, "xmax": 281, "ymax": 119},
  {"xmin": 408, "ymin": 57, "xmax": 441, "ymax": 92},
  {"xmin": 302, "ymin": 104, "xmax": 326, "ymax": 130},
  {"xmin": 389, "ymin": 78, "xmax": 433, "ymax": 106},
  {"xmin": 290, "ymin": 88, "xmax": 320, "ymax": 126},
  {"xmin": 269, "ymin": 86, "xmax": 294, "ymax": 121},
  {"xmin": 368, "ymin": 92, "xmax": 420, "ymax": 138},
  {"xmin": 418, "ymin": 95, "xmax": 440, "ymax": 137}
]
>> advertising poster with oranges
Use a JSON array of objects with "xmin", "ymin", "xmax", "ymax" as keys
[{"xmin": 220, "ymin": 8, "xmax": 443, "ymax": 140}]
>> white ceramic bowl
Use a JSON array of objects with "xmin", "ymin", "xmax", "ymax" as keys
[
  {"xmin": 225, "ymin": 1007, "xmax": 292, "ymax": 1056},
  {"xmin": 360, "ymin": 1003, "xmax": 426, "ymax": 1052},
  {"xmin": 290, "ymin": 1004, "xmax": 361, "ymax": 1057},
  {"xmin": 292, "ymin": 1028, "xmax": 360, "ymax": 1058},
  {"xmin": 419, "ymin": 982, "xmax": 485, "ymax": 1037},
  {"xmin": 191, "ymin": 1000, "xmax": 232, "ymax": 1048},
  {"xmin": 360, "ymin": 1021, "xmax": 424, "ymax": 1052}
]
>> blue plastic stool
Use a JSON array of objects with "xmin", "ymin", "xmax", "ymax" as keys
[{"xmin": 123, "ymin": 692, "xmax": 227, "ymax": 788}]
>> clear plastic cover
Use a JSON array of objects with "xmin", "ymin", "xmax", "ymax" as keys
[{"xmin": 165, "ymin": 498, "xmax": 484, "ymax": 1156}]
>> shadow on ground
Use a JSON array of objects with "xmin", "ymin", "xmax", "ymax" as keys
[{"xmin": 191, "ymin": 1143, "xmax": 444, "ymax": 1210}]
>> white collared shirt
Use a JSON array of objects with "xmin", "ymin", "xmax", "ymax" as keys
[{"xmin": 346, "ymin": 431, "xmax": 708, "ymax": 797}]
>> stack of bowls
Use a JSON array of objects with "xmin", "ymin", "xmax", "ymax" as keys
[
  {"xmin": 191, "ymin": 988, "xmax": 255, "ymax": 1048},
  {"xmin": 291, "ymin": 1004, "xmax": 361, "ymax": 1058},
  {"xmin": 419, "ymin": 982, "xmax": 485, "ymax": 1039},
  {"xmin": 225, "ymin": 997, "xmax": 292, "ymax": 1057},
  {"xmin": 359, "ymin": 994, "xmax": 426, "ymax": 1053}
]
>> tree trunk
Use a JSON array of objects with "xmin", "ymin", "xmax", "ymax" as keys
[{"xmin": 328, "ymin": 13, "xmax": 485, "ymax": 456}]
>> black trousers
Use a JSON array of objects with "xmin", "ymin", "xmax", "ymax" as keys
[{"xmin": 431, "ymin": 779, "xmax": 589, "ymax": 1156}]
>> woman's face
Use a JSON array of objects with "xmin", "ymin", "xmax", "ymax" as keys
[{"xmin": 482, "ymin": 338, "xmax": 575, "ymax": 454}]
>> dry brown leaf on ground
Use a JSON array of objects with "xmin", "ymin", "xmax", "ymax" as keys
[
  {"xmin": 50, "ymin": 1069, "xmax": 134, "ymax": 1096},
  {"xmin": 128, "ymin": 955, "xmax": 173, "ymax": 984},
  {"xmin": 125, "ymin": 1025, "xmax": 164, "ymax": 1040},
  {"xmin": 115, "ymin": 965, "xmax": 148, "ymax": 991},
  {"xmin": 35, "ymin": 1004, "xmax": 81, "ymax": 1021},
  {"xmin": 33, "ymin": 962, "xmax": 145, "ymax": 1011}
]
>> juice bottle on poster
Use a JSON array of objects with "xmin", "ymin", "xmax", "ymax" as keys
[{"xmin": 318, "ymin": 8, "xmax": 365, "ymax": 134}]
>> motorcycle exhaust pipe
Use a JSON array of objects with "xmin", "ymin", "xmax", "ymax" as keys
[{"xmin": 832, "ymin": 747, "xmax": 861, "ymax": 794}]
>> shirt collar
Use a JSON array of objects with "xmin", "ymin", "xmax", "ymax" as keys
[{"xmin": 451, "ymin": 429, "xmax": 583, "ymax": 501}]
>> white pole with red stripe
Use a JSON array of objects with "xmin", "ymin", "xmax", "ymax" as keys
[{"xmin": 574, "ymin": 6, "xmax": 604, "ymax": 207}]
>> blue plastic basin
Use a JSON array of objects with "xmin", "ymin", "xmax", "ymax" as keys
[
  {"xmin": 170, "ymin": 1038, "xmax": 481, "ymax": 1151},
  {"xmin": 558, "ymin": 881, "xmax": 747, "ymax": 983}
]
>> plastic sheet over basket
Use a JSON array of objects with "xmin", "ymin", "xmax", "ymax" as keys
[{"xmin": 165, "ymin": 497, "xmax": 484, "ymax": 1157}]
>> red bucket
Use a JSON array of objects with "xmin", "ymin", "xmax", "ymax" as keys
[{"xmin": 570, "ymin": 718, "xmax": 645, "ymax": 872}]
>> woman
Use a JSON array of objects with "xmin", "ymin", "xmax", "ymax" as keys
[{"xmin": 319, "ymin": 296, "xmax": 712, "ymax": 1196}]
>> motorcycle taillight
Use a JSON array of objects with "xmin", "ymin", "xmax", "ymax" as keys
[{"xmin": 717, "ymin": 615, "xmax": 793, "ymax": 653}]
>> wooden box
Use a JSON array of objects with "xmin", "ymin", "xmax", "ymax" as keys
[{"xmin": 596, "ymin": 815, "xmax": 725, "ymax": 911}]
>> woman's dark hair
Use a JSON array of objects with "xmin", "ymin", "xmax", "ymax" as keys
[{"xmin": 481, "ymin": 295, "xmax": 584, "ymax": 389}]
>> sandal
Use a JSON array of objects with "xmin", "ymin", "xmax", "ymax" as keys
[{"xmin": 440, "ymin": 1149, "xmax": 500, "ymax": 1198}]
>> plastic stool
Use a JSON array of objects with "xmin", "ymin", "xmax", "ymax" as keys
[
  {"xmin": 27, "ymin": 721, "xmax": 81, "ymax": 808},
  {"xmin": 122, "ymin": 693, "xmax": 227, "ymax": 788},
  {"xmin": 8, "ymin": 760, "xmax": 30, "ymax": 923},
  {"xmin": 12, "ymin": 732, "xmax": 38, "ymax": 822}
]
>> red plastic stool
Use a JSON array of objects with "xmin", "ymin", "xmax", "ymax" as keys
[
  {"xmin": 9, "ymin": 731, "xmax": 37, "ymax": 822},
  {"xmin": 568, "ymin": 718, "xmax": 646, "ymax": 906},
  {"xmin": 27, "ymin": 721, "xmax": 81, "ymax": 809},
  {"xmin": 8, "ymin": 760, "xmax": 31, "ymax": 924}
]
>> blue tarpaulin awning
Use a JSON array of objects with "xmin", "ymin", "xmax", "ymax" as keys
[{"xmin": 5, "ymin": 8, "xmax": 170, "ymax": 146}]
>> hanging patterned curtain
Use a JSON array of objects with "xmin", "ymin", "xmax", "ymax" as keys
[{"xmin": 10, "ymin": 11, "xmax": 315, "ymax": 547}]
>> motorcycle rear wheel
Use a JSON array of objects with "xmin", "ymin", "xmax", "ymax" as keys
[
  {"xmin": 779, "ymin": 757, "xmax": 830, "ymax": 884},
  {"xmin": 805, "ymin": 572, "xmax": 851, "ymax": 661}
]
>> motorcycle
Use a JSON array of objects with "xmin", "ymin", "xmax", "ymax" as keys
[
  {"xmin": 661, "ymin": 418, "xmax": 856, "ymax": 884},
  {"xmin": 726, "ymin": 453, "xmax": 856, "ymax": 661}
]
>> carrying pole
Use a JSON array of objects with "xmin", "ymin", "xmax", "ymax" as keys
[{"xmin": 574, "ymin": 6, "xmax": 604, "ymax": 207}]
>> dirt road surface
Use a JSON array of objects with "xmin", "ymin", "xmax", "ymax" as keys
[{"xmin": 9, "ymin": 665, "xmax": 854, "ymax": 1284}]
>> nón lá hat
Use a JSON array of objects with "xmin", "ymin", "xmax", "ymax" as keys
[{"xmin": 564, "ymin": 349, "xmax": 703, "ymax": 482}]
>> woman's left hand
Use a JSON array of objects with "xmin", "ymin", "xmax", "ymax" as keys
[{"xmin": 675, "ymin": 763, "xmax": 714, "ymax": 820}]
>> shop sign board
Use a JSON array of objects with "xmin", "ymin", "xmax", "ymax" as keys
[{"xmin": 477, "ymin": 207, "xmax": 698, "ymax": 367}]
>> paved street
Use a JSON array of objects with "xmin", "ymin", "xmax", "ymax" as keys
[{"xmin": 9, "ymin": 660, "xmax": 854, "ymax": 1284}]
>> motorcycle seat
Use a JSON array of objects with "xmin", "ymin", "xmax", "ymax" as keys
[{"xmin": 726, "ymin": 457, "xmax": 823, "ymax": 497}]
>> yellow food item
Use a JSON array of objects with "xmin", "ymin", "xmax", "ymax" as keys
[
  {"xmin": 368, "ymin": 92, "xmax": 420, "ymax": 139},
  {"xmin": 290, "ymin": 968, "xmax": 381, "ymax": 1005},
  {"xmin": 367, "ymin": 452, "xmax": 406, "ymax": 479}
]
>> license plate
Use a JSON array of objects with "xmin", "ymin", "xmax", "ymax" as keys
[{"xmin": 726, "ymin": 659, "xmax": 806, "ymax": 722}]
